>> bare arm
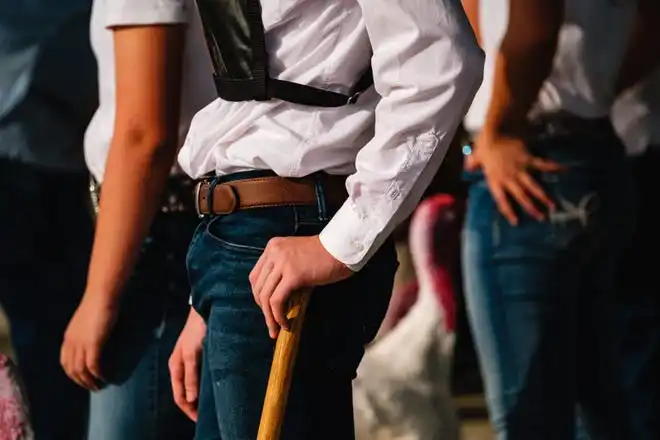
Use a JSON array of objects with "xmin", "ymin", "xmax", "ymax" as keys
[
  {"xmin": 85, "ymin": 25, "xmax": 185, "ymax": 305},
  {"xmin": 467, "ymin": 0, "xmax": 563, "ymax": 225},
  {"xmin": 615, "ymin": 0, "xmax": 660, "ymax": 95},
  {"xmin": 462, "ymin": 0, "xmax": 481, "ymax": 45},
  {"xmin": 482, "ymin": 0, "xmax": 563, "ymax": 137}
]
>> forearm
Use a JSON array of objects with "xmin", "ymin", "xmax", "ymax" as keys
[
  {"xmin": 462, "ymin": 0, "xmax": 481, "ymax": 45},
  {"xmin": 483, "ymin": 39, "xmax": 558, "ymax": 136},
  {"xmin": 84, "ymin": 137, "xmax": 178, "ymax": 304},
  {"xmin": 322, "ymin": 0, "xmax": 484, "ymax": 271},
  {"xmin": 482, "ymin": 0, "xmax": 562, "ymax": 137},
  {"xmin": 83, "ymin": 24, "xmax": 185, "ymax": 305}
]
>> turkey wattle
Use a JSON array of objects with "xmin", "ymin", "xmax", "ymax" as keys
[
  {"xmin": 353, "ymin": 194, "xmax": 461, "ymax": 440},
  {"xmin": 0, "ymin": 353, "xmax": 33, "ymax": 440}
]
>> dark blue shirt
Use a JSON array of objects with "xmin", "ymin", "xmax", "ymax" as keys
[{"xmin": 0, "ymin": 0, "xmax": 97, "ymax": 171}]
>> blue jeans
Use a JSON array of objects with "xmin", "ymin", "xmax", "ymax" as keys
[
  {"xmin": 616, "ymin": 148, "xmax": 660, "ymax": 440},
  {"xmin": 0, "ymin": 159, "xmax": 92, "ymax": 440},
  {"xmin": 462, "ymin": 128, "xmax": 636, "ymax": 439},
  {"xmin": 187, "ymin": 171, "xmax": 398, "ymax": 440},
  {"xmin": 87, "ymin": 211, "xmax": 196, "ymax": 440}
]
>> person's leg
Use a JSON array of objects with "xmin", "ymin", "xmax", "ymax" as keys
[
  {"xmin": 193, "ymin": 337, "xmax": 222, "ymax": 440},
  {"xmin": 87, "ymin": 212, "xmax": 196, "ymax": 440},
  {"xmin": 187, "ymin": 175, "xmax": 397, "ymax": 440},
  {"xmin": 614, "ymin": 149, "xmax": 660, "ymax": 440},
  {"xmin": 462, "ymin": 130, "xmax": 636, "ymax": 440},
  {"xmin": 0, "ymin": 160, "xmax": 92, "ymax": 440},
  {"xmin": 462, "ymin": 178, "xmax": 577, "ymax": 439}
]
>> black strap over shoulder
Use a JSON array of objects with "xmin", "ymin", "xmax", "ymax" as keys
[{"xmin": 196, "ymin": 0, "xmax": 373, "ymax": 107}]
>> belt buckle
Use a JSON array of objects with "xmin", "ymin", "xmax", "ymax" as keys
[{"xmin": 194, "ymin": 180, "xmax": 204, "ymax": 218}]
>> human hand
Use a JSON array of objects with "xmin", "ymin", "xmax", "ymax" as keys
[
  {"xmin": 60, "ymin": 296, "xmax": 118, "ymax": 390},
  {"xmin": 169, "ymin": 307, "xmax": 206, "ymax": 421},
  {"xmin": 249, "ymin": 235, "xmax": 352, "ymax": 338},
  {"xmin": 466, "ymin": 132, "xmax": 563, "ymax": 225}
]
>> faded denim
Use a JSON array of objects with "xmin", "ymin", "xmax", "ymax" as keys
[
  {"xmin": 462, "ymin": 126, "xmax": 637, "ymax": 440},
  {"xmin": 87, "ymin": 211, "xmax": 196, "ymax": 440}
]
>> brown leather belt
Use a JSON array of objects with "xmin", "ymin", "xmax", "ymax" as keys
[{"xmin": 194, "ymin": 174, "xmax": 348, "ymax": 217}]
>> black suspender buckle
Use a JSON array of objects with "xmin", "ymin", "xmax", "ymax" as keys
[{"xmin": 346, "ymin": 91, "xmax": 363, "ymax": 105}]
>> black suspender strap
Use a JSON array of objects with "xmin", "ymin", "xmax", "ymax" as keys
[
  {"xmin": 204, "ymin": 0, "xmax": 374, "ymax": 107},
  {"xmin": 214, "ymin": 67, "xmax": 374, "ymax": 107},
  {"xmin": 246, "ymin": 0, "xmax": 269, "ymax": 101}
]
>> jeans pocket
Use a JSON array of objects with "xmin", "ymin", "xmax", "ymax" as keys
[{"xmin": 203, "ymin": 206, "xmax": 298, "ymax": 253}]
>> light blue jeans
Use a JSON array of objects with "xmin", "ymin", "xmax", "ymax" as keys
[
  {"xmin": 87, "ymin": 212, "xmax": 195, "ymax": 440},
  {"xmin": 462, "ymin": 125, "xmax": 636, "ymax": 439}
]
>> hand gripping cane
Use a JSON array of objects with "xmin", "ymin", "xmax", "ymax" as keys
[{"xmin": 257, "ymin": 288, "xmax": 312, "ymax": 440}]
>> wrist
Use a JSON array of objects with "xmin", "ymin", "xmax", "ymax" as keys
[
  {"xmin": 481, "ymin": 118, "xmax": 531, "ymax": 141},
  {"xmin": 81, "ymin": 287, "xmax": 122, "ymax": 310}
]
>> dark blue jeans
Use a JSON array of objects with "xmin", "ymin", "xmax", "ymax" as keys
[
  {"xmin": 0, "ymin": 159, "xmax": 93, "ymax": 440},
  {"xmin": 187, "ymin": 171, "xmax": 398, "ymax": 440},
  {"xmin": 462, "ymin": 128, "xmax": 636, "ymax": 439},
  {"xmin": 616, "ymin": 148, "xmax": 660, "ymax": 440},
  {"xmin": 87, "ymin": 210, "xmax": 196, "ymax": 440}
]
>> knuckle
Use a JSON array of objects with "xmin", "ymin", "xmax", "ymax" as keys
[{"xmin": 269, "ymin": 296, "xmax": 282, "ymax": 308}]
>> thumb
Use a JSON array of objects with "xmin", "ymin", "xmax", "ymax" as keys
[{"xmin": 465, "ymin": 152, "xmax": 480, "ymax": 171}]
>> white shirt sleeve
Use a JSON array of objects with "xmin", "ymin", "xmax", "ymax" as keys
[
  {"xmin": 105, "ymin": 0, "xmax": 189, "ymax": 27},
  {"xmin": 319, "ymin": 0, "xmax": 484, "ymax": 271}
]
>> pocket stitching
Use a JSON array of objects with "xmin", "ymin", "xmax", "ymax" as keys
[{"xmin": 204, "ymin": 216, "xmax": 266, "ymax": 253}]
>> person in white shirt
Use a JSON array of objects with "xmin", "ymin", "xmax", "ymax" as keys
[
  {"xmin": 59, "ymin": 0, "xmax": 215, "ymax": 438},
  {"xmin": 612, "ymin": 69, "xmax": 660, "ymax": 440},
  {"xmin": 169, "ymin": 0, "xmax": 484, "ymax": 438},
  {"xmin": 460, "ymin": 0, "xmax": 659, "ymax": 438}
]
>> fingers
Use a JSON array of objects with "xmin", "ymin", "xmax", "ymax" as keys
[
  {"xmin": 249, "ymin": 238, "xmax": 308, "ymax": 338},
  {"xmin": 183, "ymin": 350, "xmax": 199, "ymax": 405},
  {"xmin": 249, "ymin": 255, "xmax": 266, "ymax": 306},
  {"xmin": 518, "ymin": 172, "xmax": 555, "ymax": 211},
  {"xmin": 464, "ymin": 151, "xmax": 479, "ymax": 171},
  {"xmin": 252, "ymin": 261, "xmax": 275, "ymax": 307},
  {"xmin": 251, "ymin": 247, "xmax": 280, "ymax": 338},
  {"xmin": 260, "ymin": 294, "xmax": 279, "ymax": 339},
  {"xmin": 169, "ymin": 347, "xmax": 198, "ymax": 422},
  {"xmin": 506, "ymin": 178, "xmax": 544, "ymax": 222},
  {"xmin": 529, "ymin": 157, "xmax": 564, "ymax": 172},
  {"xmin": 85, "ymin": 346, "xmax": 105, "ymax": 384},
  {"xmin": 270, "ymin": 278, "xmax": 295, "ymax": 332},
  {"xmin": 69, "ymin": 346, "xmax": 99, "ymax": 391},
  {"xmin": 490, "ymin": 183, "xmax": 518, "ymax": 226},
  {"xmin": 490, "ymin": 168, "xmax": 557, "ymax": 225},
  {"xmin": 169, "ymin": 349, "xmax": 185, "ymax": 408}
]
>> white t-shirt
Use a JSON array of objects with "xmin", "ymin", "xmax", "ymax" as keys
[
  {"xmin": 84, "ymin": 0, "xmax": 216, "ymax": 182},
  {"xmin": 465, "ymin": 0, "xmax": 635, "ymax": 133},
  {"xmin": 612, "ymin": 69, "xmax": 660, "ymax": 156},
  {"xmin": 463, "ymin": 0, "xmax": 509, "ymax": 134}
]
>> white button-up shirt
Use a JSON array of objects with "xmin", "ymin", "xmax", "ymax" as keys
[{"xmin": 178, "ymin": 0, "xmax": 484, "ymax": 270}]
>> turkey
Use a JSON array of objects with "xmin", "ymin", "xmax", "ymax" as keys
[
  {"xmin": 354, "ymin": 194, "xmax": 461, "ymax": 440},
  {"xmin": 0, "ymin": 353, "xmax": 33, "ymax": 440}
]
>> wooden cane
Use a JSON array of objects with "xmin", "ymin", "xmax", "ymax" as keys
[{"xmin": 257, "ymin": 288, "xmax": 313, "ymax": 440}]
